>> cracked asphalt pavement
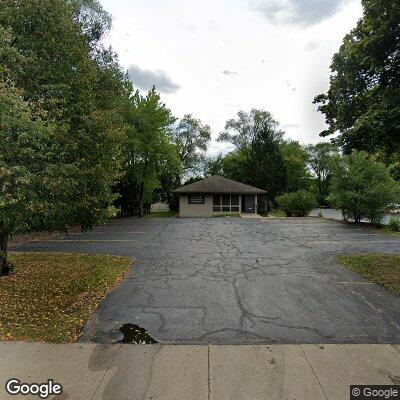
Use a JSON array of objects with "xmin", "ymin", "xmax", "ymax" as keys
[{"xmin": 13, "ymin": 217, "xmax": 400, "ymax": 344}]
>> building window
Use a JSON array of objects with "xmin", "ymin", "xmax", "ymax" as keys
[
  {"xmin": 188, "ymin": 194, "xmax": 205, "ymax": 204},
  {"xmin": 213, "ymin": 194, "xmax": 221, "ymax": 206},
  {"xmin": 231, "ymin": 195, "xmax": 239, "ymax": 205},
  {"xmin": 212, "ymin": 194, "xmax": 241, "ymax": 213},
  {"xmin": 222, "ymin": 195, "xmax": 230, "ymax": 206}
]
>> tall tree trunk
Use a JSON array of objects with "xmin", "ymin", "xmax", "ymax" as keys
[
  {"xmin": 317, "ymin": 174, "xmax": 323, "ymax": 202},
  {"xmin": 0, "ymin": 231, "xmax": 11, "ymax": 276},
  {"xmin": 138, "ymin": 198, "xmax": 144, "ymax": 217},
  {"xmin": 137, "ymin": 182, "xmax": 144, "ymax": 217}
]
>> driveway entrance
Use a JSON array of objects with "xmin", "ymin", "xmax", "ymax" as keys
[{"xmin": 13, "ymin": 217, "xmax": 400, "ymax": 344}]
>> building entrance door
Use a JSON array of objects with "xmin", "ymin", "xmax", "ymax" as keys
[{"xmin": 243, "ymin": 195, "xmax": 255, "ymax": 213}]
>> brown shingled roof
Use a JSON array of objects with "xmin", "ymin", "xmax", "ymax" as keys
[{"xmin": 173, "ymin": 176, "xmax": 267, "ymax": 194}]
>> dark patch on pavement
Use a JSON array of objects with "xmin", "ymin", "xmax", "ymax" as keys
[
  {"xmin": 117, "ymin": 323, "xmax": 158, "ymax": 344},
  {"xmin": 12, "ymin": 217, "xmax": 400, "ymax": 344}
]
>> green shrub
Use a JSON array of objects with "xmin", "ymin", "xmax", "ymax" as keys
[
  {"xmin": 257, "ymin": 195, "xmax": 268, "ymax": 214},
  {"xmin": 389, "ymin": 217, "xmax": 400, "ymax": 232},
  {"xmin": 107, "ymin": 206, "xmax": 119, "ymax": 219},
  {"xmin": 269, "ymin": 209, "xmax": 286, "ymax": 217},
  {"xmin": 329, "ymin": 152, "xmax": 400, "ymax": 225},
  {"xmin": 276, "ymin": 190, "xmax": 317, "ymax": 217}
]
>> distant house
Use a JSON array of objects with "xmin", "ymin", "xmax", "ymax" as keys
[{"xmin": 173, "ymin": 175, "xmax": 267, "ymax": 217}]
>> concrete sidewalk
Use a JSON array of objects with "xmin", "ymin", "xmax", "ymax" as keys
[{"xmin": 1, "ymin": 343, "xmax": 400, "ymax": 400}]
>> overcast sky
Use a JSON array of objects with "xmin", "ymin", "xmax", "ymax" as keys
[{"xmin": 99, "ymin": 0, "xmax": 363, "ymax": 155}]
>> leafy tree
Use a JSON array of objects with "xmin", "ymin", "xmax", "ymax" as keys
[
  {"xmin": 329, "ymin": 152, "xmax": 400, "ymax": 224},
  {"xmin": 204, "ymin": 155, "xmax": 224, "ymax": 177},
  {"xmin": 0, "ymin": 24, "xmax": 62, "ymax": 275},
  {"xmin": 0, "ymin": 81, "xmax": 60, "ymax": 275},
  {"xmin": 116, "ymin": 88, "xmax": 181, "ymax": 217},
  {"xmin": 221, "ymin": 151, "xmax": 249, "ymax": 183},
  {"xmin": 0, "ymin": 0, "xmax": 132, "ymax": 274},
  {"xmin": 72, "ymin": 0, "xmax": 112, "ymax": 44},
  {"xmin": 377, "ymin": 151, "xmax": 400, "ymax": 182},
  {"xmin": 173, "ymin": 114, "xmax": 211, "ymax": 176},
  {"xmin": 204, "ymin": 151, "xmax": 251, "ymax": 183},
  {"xmin": 156, "ymin": 114, "xmax": 210, "ymax": 210},
  {"xmin": 154, "ymin": 174, "xmax": 180, "ymax": 211},
  {"xmin": 248, "ymin": 124, "xmax": 288, "ymax": 203},
  {"xmin": 218, "ymin": 109, "xmax": 283, "ymax": 151},
  {"xmin": 2, "ymin": 0, "xmax": 129, "ymax": 231},
  {"xmin": 307, "ymin": 143, "xmax": 339, "ymax": 205},
  {"xmin": 276, "ymin": 190, "xmax": 317, "ymax": 217},
  {"xmin": 216, "ymin": 109, "xmax": 287, "ymax": 206},
  {"xmin": 314, "ymin": 0, "xmax": 400, "ymax": 157},
  {"xmin": 280, "ymin": 140, "xmax": 312, "ymax": 192}
]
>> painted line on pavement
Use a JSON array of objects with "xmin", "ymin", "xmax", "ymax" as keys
[
  {"xmin": 338, "ymin": 233, "xmax": 382, "ymax": 236},
  {"xmin": 309, "ymin": 240, "xmax": 400, "ymax": 244},
  {"xmin": 68, "ymin": 231, "xmax": 147, "ymax": 234},
  {"xmin": 41, "ymin": 239, "xmax": 138, "ymax": 242}
]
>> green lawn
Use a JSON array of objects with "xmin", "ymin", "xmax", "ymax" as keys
[
  {"xmin": 0, "ymin": 253, "xmax": 132, "ymax": 342},
  {"xmin": 144, "ymin": 211, "xmax": 177, "ymax": 218},
  {"xmin": 337, "ymin": 254, "xmax": 400, "ymax": 297},
  {"xmin": 263, "ymin": 209, "xmax": 286, "ymax": 217},
  {"xmin": 213, "ymin": 212, "xmax": 241, "ymax": 218}
]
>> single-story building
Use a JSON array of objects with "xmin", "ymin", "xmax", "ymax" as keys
[{"xmin": 174, "ymin": 175, "xmax": 267, "ymax": 217}]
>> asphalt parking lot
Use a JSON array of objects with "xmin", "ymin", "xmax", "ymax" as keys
[{"xmin": 13, "ymin": 217, "xmax": 400, "ymax": 344}]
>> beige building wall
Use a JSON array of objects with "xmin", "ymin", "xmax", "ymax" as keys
[
  {"xmin": 179, "ymin": 194, "xmax": 258, "ymax": 217},
  {"xmin": 179, "ymin": 195, "xmax": 214, "ymax": 217}
]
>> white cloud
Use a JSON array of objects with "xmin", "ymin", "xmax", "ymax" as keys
[
  {"xmin": 99, "ymin": 0, "xmax": 363, "ymax": 150},
  {"xmin": 282, "ymin": 123, "xmax": 300, "ymax": 129},
  {"xmin": 177, "ymin": 18, "xmax": 196, "ymax": 34},
  {"xmin": 253, "ymin": 0, "xmax": 347, "ymax": 26},
  {"xmin": 127, "ymin": 65, "xmax": 181, "ymax": 94},
  {"xmin": 304, "ymin": 40, "xmax": 319, "ymax": 52},
  {"xmin": 222, "ymin": 70, "xmax": 238, "ymax": 76}
]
